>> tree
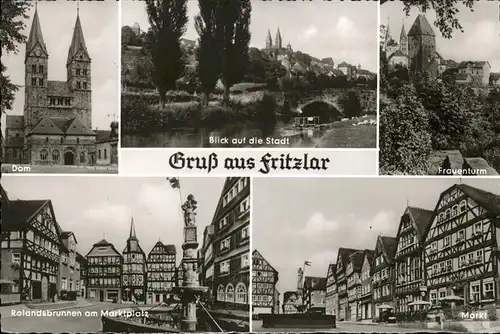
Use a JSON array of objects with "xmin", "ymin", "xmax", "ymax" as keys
[
  {"xmin": 339, "ymin": 91, "xmax": 363, "ymax": 118},
  {"xmin": 1, "ymin": 0, "xmax": 31, "ymax": 114},
  {"xmin": 195, "ymin": 0, "xmax": 222, "ymax": 106},
  {"xmin": 218, "ymin": 0, "xmax": 252, "ymax": 105},
  {"xmin": 121, "ymin": 26, "xmax": 140, "ymax": 47},
  {"xmin": 144, "ymin": 0, "xmax": 188, "ymax": 107},
  {"xmin": 379, "ymin": 86, "xmax": 432, "ymax": 175},
  {"xmin": 381, "ymin": 0, "xmax": 475, "ymax": 38}
]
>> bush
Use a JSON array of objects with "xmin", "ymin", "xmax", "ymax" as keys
[{"xmin": 247, "ymin": 93, "xmax": 278, "ymax": 136}]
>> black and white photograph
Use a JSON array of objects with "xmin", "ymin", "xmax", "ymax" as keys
[
  {"xmin": 379, "ymin": 0, "xmax": 500, "ymax": 176},
  {"xmin": 121, "ymin": 0, "xmax": 377, "ymax": 148},
  {"xmin": 252, "ymin": 177, "xmax": 500, "ymax": 332},
  {"xmin": 1, "ymin": 1, "xmax": 119, "ymax": 174},
  {"xmin": 0, "ymin": 176, "xmax": 250, "ymax": 332}
]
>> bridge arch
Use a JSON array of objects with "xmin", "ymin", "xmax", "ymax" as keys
[{"xmin": 298, "ymin": 99, "xmax": 344, "ymax": 123}]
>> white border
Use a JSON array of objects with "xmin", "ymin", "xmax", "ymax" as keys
[{"xmin": 249, "ymin": 176, "xmax": 254, "ymax": 332}]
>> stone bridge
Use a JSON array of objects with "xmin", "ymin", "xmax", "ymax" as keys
[{"xmin": 296, "ymin": 89, "xmax": 345, "ymax": 115}]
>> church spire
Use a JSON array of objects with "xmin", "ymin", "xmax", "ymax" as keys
[
  {"xmin": 400, "ymin": 22, "xmax": 407, "ymax": 40},
  {"xmin": 67, "ymin": 7, "xmax": 89, "ymax": 64},
  {"xmin": 275, "ymin": 27, "xmax": 282, "ymax": 48},
  {"xmin": 128, "ymin": 217, "xmax": 137, "ymax": 240},
  {"xmin": 26, "ymin": 5, "xmax": 48, "ymax": 57},
  {"xmin": 266, "ymin": 29, "xmax": 272, "ymax": 49}
]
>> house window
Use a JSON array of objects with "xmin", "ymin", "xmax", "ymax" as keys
[
  {"xmin": 235, "ymin": 283, "xmax": 247, "ymax": 304},
  {"xmin": 60, "ymin": 137, "xmax": 64, "ymax": 144},
  {"xmin": 52, "ymin": 150, "xmax": 59, "ymax": 161},
  {"xmin": 220, "ymin": 238, "xmax": 230, "ymax": 251},
  {"xmin": 460, "ymin": 200, "xmax": 467, "ymax": 213},
  {"xmin": 471, "ymin": 285, "xmax": 480, "ymax": 302},
  {"xmin": 241, "ymin": 227, "xmax": 249, "ymax": 239},
  {"xmin": 476, "ymin": 250, "xmax": 483, "ymax": 262},
  {"xmin": 444, "ymin": 236, "xmax": 451, "ymax": 247},
  {"xmin": 220, "ymin": 260, "xmax": 230, "ymax": 273},
  {"xmin": 445, "ymin": 209, "xmax": 451, "ymax": 220},
  {"xmin": 239, "ymin": 197, "xmax": 250, "ymax": 214},
  {"xmin": 217, "ymin": 285, "xmax": 225, "ymax": 301},
  {"xmin": 241, "ymin": 254, "xmax": 249, "ymax": 268},
  {"xmin": 458, "ymin": 230, "xmax": 465, "ymax": 241},
  {"xmin": 226, "ymin": 284, "xmax": 234, "ymax": 302},
  {"xmin": 474, "ymin": 223, "xmax": 482, "ymax": 234},
  {"xmin": 484, "ymin": 282, "xmax": 494, "ymax": 299},
  {"xmin": 40, "ymin": 149, "xmax": 48, "ymax": 160},
  {"xmin": 77, "ymin": 138, "xmax": 80, "ymax": 144},
  {"xmin": 452, "ymin": 205, "xmax": 458, "ymax": 217},
  {"xmin": 32, "ymin": 77, "xmax": 37, "ymax": 86},
  {"xmin": 32, "ymin": 64, "xmax": 37, "ymax": 73},
  {"xmin": 12, "ymin": 253, "xmax": 21, "ymax": 265},
  {"xmin": 83, "ymin": 69, "xmax": 88, "ymax": 75}
]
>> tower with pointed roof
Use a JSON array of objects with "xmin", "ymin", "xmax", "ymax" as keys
[
  {"xmin": 275, "ymin": 27, "xmax": 282, "ymax": 49},
  {"xmin": 122, "ymin": 217, "xmax": 146, "ymax": 303},
  {"xmin": 399, "ymin": 24, "xmax": 408, "ymax": 55},
  {"xmin": 266, "ymin": 29, "xmax": 272, "ymax": 49},
  {"xmin": 407, "ymin": 14, "xmax": 437, "ymax": 78}
]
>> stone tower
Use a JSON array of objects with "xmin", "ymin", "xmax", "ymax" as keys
[
  {"xmin": 399, "ymin": 23, "xmax": 408, "ymax": 55},
  {"xmin": 66, "ymin": 8, "xmax": 92, "ymax": 128},
  {"xmin": 266, "ymin": 29, "xmax": 272, "ymax": 49},
  {"xmin": 275, "ymin": 27, "xmax": 282, "ymax": 49},
  {"xmin": 407, "ymin": 14, "xmax": 437, "ymax": 78},
  {"xmin": 24, "ymin": 7, "xmax": 49, "ymax": 133}
]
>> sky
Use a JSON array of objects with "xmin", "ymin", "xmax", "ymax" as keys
[
  {"xmin": 2, "ymin": 176, "xmax": 225, "ymax": 261},
  {"xmin": 121, "ymin": 0, "xmax": 378, "ymax": 72},
  {"xmin": 1, "ymin": 0, "xmax": 119, "ymax": 135},
  {"xmin": 253, "ymin": 178, "xmax": 500, "ymax": 299},
  {"xmin": 382, "ymin": 0, "xmax": 500, "ymax": 72}
]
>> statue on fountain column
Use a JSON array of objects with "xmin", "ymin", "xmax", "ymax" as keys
[
  {"xmin": 181, "ymin": 195, "xmax": 197, "ymax": 227},
  {"xmin": 182, "ymin": 262, "xmax": 198, "ymax": 286}
]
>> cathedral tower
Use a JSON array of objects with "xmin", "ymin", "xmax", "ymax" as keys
[
  {"xmin": 407, "ymin": 14, "xmax": 437, "ymax": 78},
  {"xmin": 399, "ymin": 23, "xmax": 408, "ymax": 55},
  {"xmin": 66, "ymin": 8, "xmax": 92, "ymax": 128},
  {"xmin": 266, "ymin": 29, "xmax": 272, "ymax": 49},
  {"xmin": 275, "ymin": 27, "xmax": 282, "ymax": 49},
  {"xmin": 24, "ymin": 7, "xmax": 48, "ymax": 133}
]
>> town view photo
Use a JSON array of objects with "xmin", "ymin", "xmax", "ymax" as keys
[
  {"xmin": 1, "ymin": 1, "xmax": 119, "ymax": 174},
  {"xmin": 380, "ymin": 0, "xmax": 500, "ymax": 176},
  {"xmin": 1, "ymin": 176, "xmax": 250, "ymax": 333},
  {"xmin": 121, "ymin": 0, "xmax": 377, "ymax": 148},
  {"xmin": 252, "ymin": 177, "xmax": 500, "ymax": 332}
]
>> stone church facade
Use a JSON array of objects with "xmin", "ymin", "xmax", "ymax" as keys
[{"xmin": 3, "ymin": 8, "xmax": 113, "ymax": 166}]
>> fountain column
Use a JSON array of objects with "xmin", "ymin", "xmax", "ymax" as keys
[{"xmin": 173, "ymin": 195, "xmax": 208, "ymax": 332}]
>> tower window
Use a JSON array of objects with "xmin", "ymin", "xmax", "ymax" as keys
[
  {"xmin": 83, "ymin": 82, "xmax": 87, "ymax": 89},
  {"xmin": 39, "ymin": 65, "xmax": 44, "ymax": 73},
  {"xmin": 49, "ymin": 98, "xmax": 55, "ymax": 105},
  {"xmin": 65, "ymin": 98, "xmax": 71, "ymax": 106},
  {"xmin": 104, "ymin": 149, "xmax": 107, "ymax": 159},
  {"xmin": 52, "ymin": 150, "xmax": 60, "ymax": 161},
  {"xmin": 76, "ymin": 68, "xmax": 80, "ymax": 75},
  {"xmin": 80, "ymin": 152, "xmax": 85, "ymax": 163},
  {"xmin": 77, "ymin": 81, "xmax": 81, "ymax": 89},
  {"xmin": 32, "ymin": 65, "xmax": 37, "ymax": 73},
  {"xmin": 45, "ymin": 137, "xmax": 49, "ymax": 143},
  {"xmin": 40, "ymin": 149, "xmax": 48, "ymax": 161},
  {"xmin": 83, "ymin": 69, "xmax": 88, "ymax": 75},
  {"xmin": 60, "ymin": 137, "xmax": 64, "ymax": 144},
  {"xmin": 98, "ymin": 150, "xmax": 101, "ymax": 159},
  {"xmin": 77, "ymin": 138, "xmax": 80, "ymax": 144},
  {"xmin": 57, "ymin": 98, "xmax": 63, "ymax": 105},
  {"xmin": 39, "ymin": 78, "xmax": 44, "ymax": 86},
  {"xmin": 32, "ymin": 78, "xmax": 37, "ymax": 86}
]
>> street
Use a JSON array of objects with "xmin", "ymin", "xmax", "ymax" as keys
[
  {"xmin": 1, "ymin": 302, "xmax": 122, "ymax": 333},
  {"xmin": 252, "ymin": 320, "xmax": 448, "ymax": 333}
]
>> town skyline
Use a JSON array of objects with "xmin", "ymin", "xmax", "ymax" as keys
[
  {"xmin": 253, "ymin": 178, "xmax": 500, "ymax": 299},
  {"xmin": 383, "ymin": 1, "xmax": 500, "ymax": 73},
  {"xmin": 1, "ymin": 176, "xmax": 224, "ymax": 258},
  {"xmin": 121, "ymin": 0, "xmax": 378, "ymax": 72},
  {"xmin": 1, "ymin": 1, "xmax": 119, "ymax": 136}
]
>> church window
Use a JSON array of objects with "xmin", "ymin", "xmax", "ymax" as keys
[
  {"xmin": 32, "ymin": 64, "xmax": 37, "ymax": 73},
  {"xmin": 77, "ymin": 138, "xmax": 80, "ymax": 144},
  {"xmin": 76, "ymin": 68, "xmax": 81, "ymax": 75},
  {"xmin": 104, "ymin": 149, "xmax": 107, "ymax": 159},
  {"xmin": 39, "ymin": 78, "xmax": 44, "ymax": 86},
  {"xmin": 98, "ymin": 150, "xmax": 102, "ymax": 159},
  {"xmin": 52, "ymin": 150, "xmax": 59, "ymax": 161},
  {"xmin": 32, "ymin": 78, "xmax": 37, "ymax": 86},
  {"xmin": 83, "ymin": 82, "xmax": 87, "ymax": 89},
  {"xmin": 40, "ymin": 149, "xmax": 48, "ymax": 161},
  {"xmin": 49, "ymin": 98, "xmax": 55, "ymax": 105},
  {"xmin": 65, "ymin": 98, "xmax": 71, "ymax": 105},
  {"xmin": 38, "ymin": 65, "xmax": 44, "ymax": 73},
  {"xmin": 57, "ymin": 98, "xmax": 63, "ymax": 105},
  {"xmin": 80, "ymin": 152, "xmax": 85, "ymax": 163},
  {"xmin": 60, "ymin": 138, "xmax": 64, "ymax": 144},
  {"xmin": 77, "ymin": 81, "xmax": 81, "ymax": 89}
]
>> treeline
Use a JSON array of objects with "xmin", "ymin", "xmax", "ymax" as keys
[{"xmin": 380, "ymin": 58, "xmax": 500, "ymax": 174}]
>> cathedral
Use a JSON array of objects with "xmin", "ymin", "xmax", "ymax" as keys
[
  {"xmin": 263, "ymin": 27, "xmax": 292, "ymax": 57},
  {"xmin": 3, "ymin": 7, "xmax": 117, "ymax": 166},
  {"xmin": 386, "ymin": 14, "xmax": 438, "ymax": 79}
]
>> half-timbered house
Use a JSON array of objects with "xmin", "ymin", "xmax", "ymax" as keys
[
  {"xmin": 199, "ymin": 225, "xmax": 214, "ymax": 289},
  {"xmin": 212, "ymin": 177, "xmax": 250, "ymax": 309},
  {"xmin": 58, "ymin": 231, "xmax": 80, "ymax": 299},
  {"xmin": 252, "ymin": 249, "xmax": 279, "ymax": 315},
  {"xmin": 282, "ymin": 291, "xmax": 299, "ymax": 314},
  {"xmin": 346, "ymin": 251, "xmax": 365, "ymax": 320},
  {"xmin": 86, "ymin": 239, "xmax": 122, "ymax": 302},
  {"xmin": 303, "ymin": 276, "xmax": 327, "ymax": 313},
  {"xmin": 76, "ymin": 252, "xmax": 87, "ymax": 298},
  {"xmin": 359, "ymin": 250, "xmax": 374, "ymax": 320},
  {"xmin": 122, "ymin": 218, "xmax": 146, "ymax": 303},
  {"xmin": 146, "ymin": 242, "xmax": 176, "ymax": 304},
  {"xmin": 423, "ymin": 184, "xmax": 500, "ymax": 307},
  {"xmin": 394, "ymin": 206, "xmax": 433, "ymax": 315},
  {"xmin": 372, "ymin": 236, "xmax": 397, "ymax": 320},
  {"xmin": 1, "ymin": 195, "xmax": 61, "ymax": 303},
  {"xmin": 325, "ymin": 262, "xmax": 338, "ymax": 316},
  {"xmin": 335, "ymin": 248, "xmax": 360, "ymax": 321}
]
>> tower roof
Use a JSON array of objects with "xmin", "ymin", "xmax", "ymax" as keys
[
  {"xmin": 128, "ymin": 217, "xmax": 137, "ymax": 240},
  {"xmin": 26, "ymin": 8, "xmax": 48, "ymax": 56},
  {"xmin": 275, "ymin": 27, "xmax": 282, "ymax": 41},
  {"xmin": 400, "ymin": 24, "xmax": 407, "ymax": 39},
  {"xmin": 67, "ymin": 11, "xmax": 89, "ymax": 64},
  {"xmin": 408, "ymin": 14, "xmax": 435, "ymax": 37}
]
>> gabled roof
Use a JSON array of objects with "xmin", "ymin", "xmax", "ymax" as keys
[
  {"xmin": 6, "ymin": 115, "xmax": 24, "ymax": 129},
  {"xmin": 379, "ymin": 235, "xmax": 397, "ymax": 263},
  {"xmin": 407, "ymin": 206, "xmax": 434, "ymax": 238},
  {"xmin": 87, "ymin": 239, "xmax": 122, "ymax": 258},
  {"xmin": 337, "ymin": 247, "xmax": 361, "ymax": 268},
  {"xmin": 26, "ymin": 8, "xmax": 48, "ymax": 57},
  {"xmin": 327, "ymin": 263, "xmax": 336, "ymax": 279},
  {"xmin": 363, "ymin": 249, "xmax": 375, "ymax": 268},
  {"xmin": 348, "ymin": 251, "xmax": 365, "ymax": 273},
  {"xmin": 408, "ymin": 14, "xmax": 435, "ymax": 37},
  {"xmin": 337, "ymin": 61, "xmax": 351, "ymax": 67},
  {"xmin": 67, "ymin": 13, "xmax": 90, "ymax": 64},
  {"xmin": 458, "ymin": 184, "xmax": 500, "ymax": 216},
  {"xmin": 6, "ymin": 200, "xmax": 48, "ymax": 223},
  {"xmin": 458, "ymin": 61, "xmax": 491, "ymax": 69},
  {"xmin": 283, "ymin": 291, "xmax": 297, "ymax": 304},
  {"xmin": 304, "ymin": 276, "xmax": 326, "ymax": 290},
  {"xmin": 96, "ymin": 130, "xmax": 112, "ymax": 144},
  {"xmin": 252, "ymin": 249, "xmax": 278, "ymax": 274},
  {"xmin": 28, "ymin": 117, "xmax": 95, "ymax": 136}
]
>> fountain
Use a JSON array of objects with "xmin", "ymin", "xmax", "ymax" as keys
[{"xmin": 171, "ymin": 194, "xmax": 209, "ymax": 332}]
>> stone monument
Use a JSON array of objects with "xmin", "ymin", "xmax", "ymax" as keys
[{"xmin": 172, "ymin": 194, "xmax": 209, "ymax": 332}]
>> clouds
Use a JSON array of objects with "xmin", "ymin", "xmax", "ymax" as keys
[
  {"xmin": 295, "ymin": 212, "xmax": 340, "ymax": 237},
  {"xmin": 301, "ymin": 25, "xmax": 319, "ymax": 40}
]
